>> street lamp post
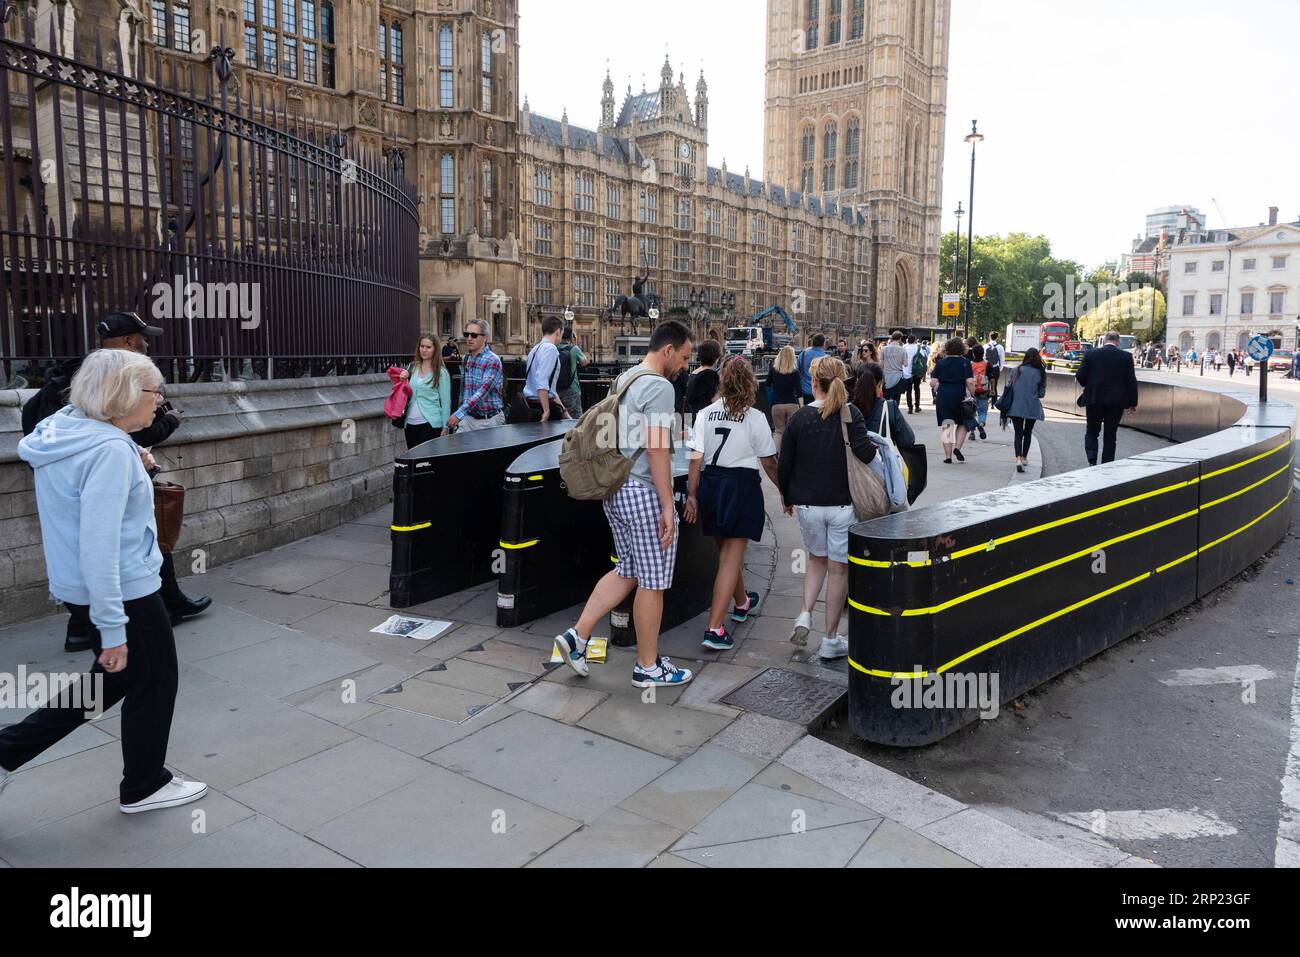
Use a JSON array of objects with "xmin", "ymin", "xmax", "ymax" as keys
[
  {"xmin": 952, "ymin": 201, "xmax": 964, "ymax": 338},
  {"xmin": 963, "ymin": 121, "xmax": 984, "ymax": 340}
]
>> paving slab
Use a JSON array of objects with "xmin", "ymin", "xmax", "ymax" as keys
[
  {"xmin": 298, "ymin": 565, "xmax": 391, "ymax": 605},
  {"xmin": 284, "ymin": 663, "xmax": 413, "ymax": 727},
  {"xmin": 144, "ymin": 814, "xmax": 359, "ymax": 868},
  {"xmin": 314, "ymin": 522, "xmax": 392, "ymax": 546},
  {"xmin": 280, "ymin": 535, "xmax": 391, "ymax": 566},
  {"xmin": 645, "ymin": 853, "xmax": 705, "ymax": 868},
  {"xmin": 428, "ymin": 711, "xmax": 674, "ymax": 823},
  {"xmin": 847, "ymin": 819, "xmax": 977, "ymax": 868},
  {"xmin": 751, "ymin": 761, "xmax": 883, "ymax": 816},
  {"xmin": 193, "ymin": 629, "xmax": 378, "ymax": 700},
  {"xmin": 618, "ymin": 744, "xmax": 768, "ymax": 831},
  {"xmin": 182, "ymin": 578, "xmax": 336, "ymax": 626},
  {"xmin": 576, "ymin": 693, "xmax": 733, "ymax": 761},
  {"xmin": 0, "ymin": 742, "xmax": 136, "ymax": 841},
  {"xmin": 227, "ymin": 736, "xmax": 435, "ymax": 832},
  {"xmin": 673, "ymin": 820, "xmax": 878, "ymax": 868},
  {"xmin": 543, "ymin": 646, "xmax": 689, "ymax": 704},
  {"xmin": 169, "ymin": 607, "xmax": 289, "ymax": 662},
  {"xmin": 724, "ymin": 638, "xmax": 801, "ymax": 670},
  {"xmin": 779, "ymin": 735, "xmax": 966, "ymax": 830},
  {"xmin": 457, "ymin": 638, "xmax": 553, "ymax": 676},
  {"xmin": 711, "ymin": 712, "xmax": 807, "ymax": 763},
  {"xmin": 0, "ymin": 790, "xmax": 254, "ymax": 867},
  {"xmin": 510, "ymin": 682, "xmax": 608, "ymax": 724},
  {"xmin": 370, "ymin": 675, "xmax": 500, "ymax": 723},
  {"xmin": 673, "ymin": 662, "xmax": 759, "ymax": 718},
  {"xmin": 917, "ymin": 808, "xmax": 1086, "ymax": 868},
  {"xmin": 307, "ymin": 765, "xmax": 580, "ymax": 867},
  {"xmin": 526, "ymin": 807, "xmax": 682, "ymax": 868},
  {"xmin": 673, "ymin": 781, "xmax": 879, "ymax": 851},
  {"xmin": 229, "ymin": 555, "xmax": 358, "ymax": 593},
  {"xmin": 346, "ymin": 701, "xmax": 516, "ymax": 757},
  {"xmin": 416, "ymin": 658, "xmax": 536, "ymax": 698},
  {"xmin": 11, "ymin": 723, "xmax": 117, "ymax": 773}
]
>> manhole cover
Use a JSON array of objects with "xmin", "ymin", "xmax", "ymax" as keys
[{"xmin": 721, "ymin": 668, "xmax": 846, "ymax": 727}]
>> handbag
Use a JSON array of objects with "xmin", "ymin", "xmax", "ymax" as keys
[
  {"xmin": 507, "ymin": 350, "xmax": 539, "ymax": 424},
  {"xmin": 840, "ymin": 406, "xmax": 890, "ymax": 521},
  {"xmin": 866, "ymin": 402, "xmax": 910, "ymax": 513},
  {"xmin": 960, "ymin": 396, "xmax": 977, "ymax": 421},
  {"xmin": 152, "ymin": 481, "xmax": 185, "ymax": 555},
  {"xmin": 995, "ymin": 370, "xmax": 1016, "ymax": 415}
]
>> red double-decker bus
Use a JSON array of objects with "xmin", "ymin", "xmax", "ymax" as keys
[{"xmin": 1040, "ymin": 322, "xmax": 1071, "ymax": 357}]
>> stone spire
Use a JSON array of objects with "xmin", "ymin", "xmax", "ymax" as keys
[
  {"xmin": 695, "ymin": 70, "xmax": 709, "ymax": 129},
  {"xmin": 660, "ymin": 54, "xmax": 674, "ymax": 115},
  {"xmin": 600, "ymin": 67, "xmax": 615, "ymax": 130}
]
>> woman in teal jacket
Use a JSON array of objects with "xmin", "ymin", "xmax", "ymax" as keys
[{"xmin": 399, "ymin": 334, "xmax": 452, "ymax": 449}]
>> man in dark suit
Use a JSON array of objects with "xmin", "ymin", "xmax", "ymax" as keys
[{"xmin": 1076, "ymin": 330, "xmax": 1139, "ymax": 466}]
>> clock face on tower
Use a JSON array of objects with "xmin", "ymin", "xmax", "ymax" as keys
[{"xmin": 680, "ymin": 142, "xmax": 691, "ymax": 159}]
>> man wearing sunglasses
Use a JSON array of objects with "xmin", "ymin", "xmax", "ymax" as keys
[{"xmin": 446, "ymin": 318, "xmax": 505, "ymax": 433}]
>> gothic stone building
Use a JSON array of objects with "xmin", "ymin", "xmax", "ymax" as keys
[
  {"xmin": 764, "ymin": 0, "xmax": 951, "ymax": 334},
  {"xmin": 82, "ymin": 0, "xmax": 946, "ymax": 358}
]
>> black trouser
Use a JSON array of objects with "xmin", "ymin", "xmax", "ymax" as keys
[
  {"xmin": 404, "ymin": 422, "xmax": 440, "ymax": 449},
  {"xmin": 519, "ymin": 398, "xmax": 568, "ymax": 423},
  {"xmin": 907, "ymin": 375, "xmax": 923, "ymax": 412},
  {"xmin": 0, "ymin": 592, "xmax": 178, "ymax": 805},
  {"xmin": 1084, "ymin": 405, "xmax": 1125, "ymax": 465},
  {"xmin": 67, "ymin": 552, "xmax": 189, "ymax": 641},
  {"xmin": 1011, "ymin": 416, "xmax": 1036, "ymax": 458},
  {"xmin": 987, "ymin": 367, "xmax": 1001, "ymax": 400}
]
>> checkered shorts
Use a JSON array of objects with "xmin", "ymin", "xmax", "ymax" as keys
[{"xmin": 603, "ymin": 479, "xmax": 679, "ymax": 591}]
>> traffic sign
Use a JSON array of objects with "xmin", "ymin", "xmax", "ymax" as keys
[
  {"xmin": 1247, "ymin": 335, "xmax": 1274, "ymax": 362},
  {"xmin": 941, "ymin": 293, "xmax": 960, "ymax": 318}
]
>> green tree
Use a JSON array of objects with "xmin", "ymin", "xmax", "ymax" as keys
[
  {"xmin": 1077, "ymin": 287, "xmax": 1166, "ymax": 343},
  {"xmin": 937, "ymin": 231, "xmax": 1084, "ymax": 339}
]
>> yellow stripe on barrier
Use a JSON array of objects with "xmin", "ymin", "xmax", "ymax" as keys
[
  {"xmin": 851, "ymin": 442, "xmax": 1292, "ymax": 571},
  {"xmin": 499, "ymin": 539, "xmax": 540, "ymax": 550},
  {"xmin": 610, "ymin": 554, "xmax": 619, "ymax": 563},
  {"xmin": 848, "ymin": 508, "xmax": 1198, "ymax": 617},
  {"xmin": 391, "ymin": 523, "xmax": 432, "ymax": 532},
  {"xmin": 851, "ymin": 490, "xmax": 1294, "ymax": 676},
  {"xmin": 1201, "ymin": 462, "xmax": 1292, "ymax": 511},
  {"xmin": 848, "ymin": 572, "xmax": 1151, "ymax": 680},
  {"xmin": 528, "ymin": 475, "xmax": 544, "ymax": 482}
]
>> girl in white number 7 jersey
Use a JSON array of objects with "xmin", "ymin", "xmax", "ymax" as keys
[{"xmin": 684, "ymin": 356, "xmax": 781, "ymax": 651}]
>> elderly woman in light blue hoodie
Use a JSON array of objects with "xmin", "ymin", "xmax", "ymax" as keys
[{"xmin": 0, "ymin": 349, "xmax": 207, "ymax": 814}]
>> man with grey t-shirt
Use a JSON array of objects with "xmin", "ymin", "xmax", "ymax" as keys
[{"xmin": 553, "ymin": 320, "xmax": 697, "ymax": 690}]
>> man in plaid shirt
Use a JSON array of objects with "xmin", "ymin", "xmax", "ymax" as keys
[{"xmin": 446, "ymin": 318, "xmax": 505, "ymax": 432}]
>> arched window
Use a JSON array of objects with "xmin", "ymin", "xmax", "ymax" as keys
[
  {"xmin": 843, "ymin": 117, "xmax": 860, "ymax": 190},
  {"xmin": 440, "ymin": 154, "xmax": 455, "ymax": 234},
  {"xmin": 1206, "ymin": 332, "xmax": 1220, "ymax": 352},
  {"xmin": 438, "ymin": 25, "xmax": 453, "ymax": 108},
  {"xmin": 822, "ymin": 121, "xmax": 838, "ymax": 192},
  {"xmin": 800, "ymin": 127, "xmax": 815, "ymax": 194}
]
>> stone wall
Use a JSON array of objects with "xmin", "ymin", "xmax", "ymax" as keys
[{"xmin": 0, "ymin": 374, "xmax": 398, "ymax": 627}]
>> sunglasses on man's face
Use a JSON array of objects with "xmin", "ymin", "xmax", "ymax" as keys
[{"xmin": 463, "ymin": 331, "xmax": 484, "ymax": 339}]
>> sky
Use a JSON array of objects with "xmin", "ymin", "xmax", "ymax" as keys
[{"xmin": 518, "ymin": 0, "xmax": 1298, "ymax": 270}]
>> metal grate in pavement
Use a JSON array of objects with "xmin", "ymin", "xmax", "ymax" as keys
[{"xmin": 721, "ymin": 667, "xmax": 847, "ymax": 728}]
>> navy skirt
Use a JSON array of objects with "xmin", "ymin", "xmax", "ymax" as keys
[{"xmin": 699, "ymin": 466, "xmax": 765, "ymax": 541}]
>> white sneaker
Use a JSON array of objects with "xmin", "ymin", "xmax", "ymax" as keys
[
  {"xmin": 790, "ymin": 611, "xmax": 813, "ymax": 647},
  {"xmin": 818, "ymin": 635, "xmax": 849, "ymax": 660},
  {"xmin": 120, "ymin": 775, "xmax": 208, "ymax": 814}
]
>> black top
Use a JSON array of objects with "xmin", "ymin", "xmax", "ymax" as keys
[
  {"xmin": 777, "ymin": 402, "xmax": 876, "ymax": 507},
  {"xmin": 855, "ymin": 397, "xmax": 916, "ymax": 447},
  {"xmin": 768, "ymin": 369, "xmax": 802, "ymax": 406},
  {"xmin": 685, "ymin": 367, "xmax": 721, "ymax": 416},
  {"xmin": 21, "ymin": 356, "xmax": 180, "ymax": 448},
  {"xmin": 1076, "ymin": 345, "xmax": 1138, "ymax": 408}
]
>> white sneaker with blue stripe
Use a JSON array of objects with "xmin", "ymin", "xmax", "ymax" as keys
[
  {"xmin": 553, "ymin": 628, "xmax": 589, "ymax": 677},
  {"xmin": 632, "ymin": 656, "xmax": 693, "ymax": 688}
]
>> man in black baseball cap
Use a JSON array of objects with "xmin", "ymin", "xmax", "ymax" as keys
[{"xmin": 21, "ymin": 310, "xmax": 210, "ymax": 649}]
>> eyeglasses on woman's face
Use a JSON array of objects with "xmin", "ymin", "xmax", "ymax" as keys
[{"xmin": 142, "ymin": 388, "xmax": 165, "ymax": 400}]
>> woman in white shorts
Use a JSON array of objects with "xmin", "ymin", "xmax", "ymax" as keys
[{"xmin": 775, "ymin": 356, "xmax": 877, "ymax": 659}]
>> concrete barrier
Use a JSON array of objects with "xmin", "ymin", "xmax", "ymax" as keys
[{"xmin": 847, "ymin": 372, "xmax": 1294, "ymax": 746}]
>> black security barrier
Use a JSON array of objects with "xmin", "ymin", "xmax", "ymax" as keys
[
  {"xmin": 494, "ymin": 441, "xmax": 716, "ymax": 641},
  {"xmin": 847, "ymin": 372, "xmax": 1294, "ymax": 746},
  {"xmin": 389, "ymin": 422, "xmax": 576, "ymax": 607},
  {"xmin": 496, "ymin": 441, "xmax": 614, "ymax": 628}
]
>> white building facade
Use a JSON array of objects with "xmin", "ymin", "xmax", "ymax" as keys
[{"xmin": 1164, "ymin": 212, "xmax": 1300, "ymax": 355}]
